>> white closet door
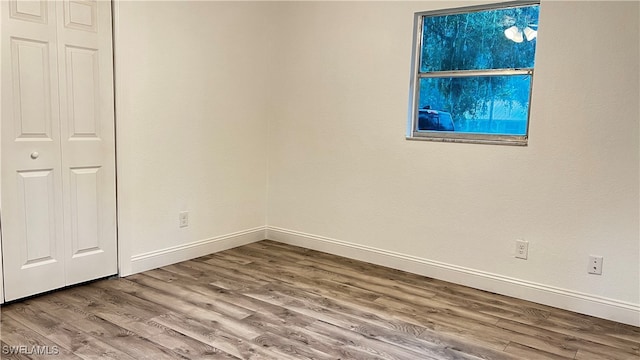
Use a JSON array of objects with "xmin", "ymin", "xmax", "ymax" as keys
[
  {"xmin": 1, "ymin": 0, "xmax": 116, "ymax": 301},
  {"xmin": 56, "ymin": 0, "xmax": 116, "ymax": 285},
  {"xmin": 0, "ymin": 232, "xmax": 5, "ymax": 303},
  {"xmin": 1, "ymin": 0, "xmax": 66, "ymax": 300}
]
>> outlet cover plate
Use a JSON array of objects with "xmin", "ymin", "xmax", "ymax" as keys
[
  {"xmin": 515, "ymin": 239, "xmax": 528, "ymax": 260},
  {"xmin": 179, "ymin": 211, "xmax": 189, "ymax": 228},
  {"xmin": 588, "ymin": 255, "xmax": 603, "ymax": 275}
]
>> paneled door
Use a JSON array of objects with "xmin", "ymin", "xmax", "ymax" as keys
[{"xmin": 1, "ymin": 0, "xmax": 116, "ymax": 301}]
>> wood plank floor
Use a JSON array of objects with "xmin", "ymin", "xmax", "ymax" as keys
[{"xmin": 1, "ymin": 240, "xmax": 638, "ymax": 359}]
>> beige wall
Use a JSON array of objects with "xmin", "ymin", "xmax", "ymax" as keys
[
  {"xmin": 114, "ymin": 1, "xmax": 639, "ymax": 324},
  {"xmin": 266, "ymin": 1, "xmax": 639, "ymax": 323},
  {"xmin": 114, "ymin": 1, "xmax": 275, "ymax": 273}
]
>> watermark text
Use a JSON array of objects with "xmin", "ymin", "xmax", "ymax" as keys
[{"xmin": 2, "ymin": 345, "xmax": 60, "ymax": 356}]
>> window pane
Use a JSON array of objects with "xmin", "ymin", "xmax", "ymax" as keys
[
  {"xmin": 420, "ymin": 5, "xmax": 539, "ymax": 72},
  {"xmin": 417, "ymin": 75, "xmax": 531, "ymax": 135}
]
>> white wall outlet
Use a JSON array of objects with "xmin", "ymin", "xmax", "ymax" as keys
[
  {"xmin": 179, "ymin": 211, "xmax": 189, "ymax": 228},
  {"xmin": 588, "ymin": 255, "xmax": 603, "ymax": 275},
  {"xmin": 515, "ymin": 239, "xmax": 528, "ymax": 260}
]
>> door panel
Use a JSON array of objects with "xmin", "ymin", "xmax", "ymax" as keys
[
  {"xmin": 1, "ymin": 0, "xmax": 66, "ymax": 301},
  {"xmin": 64, "ymin": 0, "xmax": 97, "ymax": 32},
  {"xmin": 9, "ymin": 0, "xmax": 47, "ymax": 24},
  {"xmin": 11, "ymin": 38, "xmax": 54, "ymax": 139},
  {"xmin": 69, "ymin": 166, "xmax": 101, "ymax": 256},
  {"xmin": 57, "ymin": 0, "xmax": 117, "ymax": 284},
  {"xmin": 65, "ymin": 46, "xmax": 100, "ymax": 138},
  {"xmin": 17, "ymin": 170, "xmax": 60, "ymax": 267}
]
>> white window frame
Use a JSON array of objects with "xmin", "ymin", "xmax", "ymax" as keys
[{"xmin": 407, "ymin": 1, "xmax": 540, "ymax": 146}]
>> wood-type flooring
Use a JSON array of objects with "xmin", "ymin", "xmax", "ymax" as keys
[{"xmin": 1, "ymin": 240, "xmax": 638, "ymax": 359}]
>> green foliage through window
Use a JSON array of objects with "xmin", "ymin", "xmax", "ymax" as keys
[{"xmin": 409, "ymin": 1, "xmax": 540, "ymax": 145}]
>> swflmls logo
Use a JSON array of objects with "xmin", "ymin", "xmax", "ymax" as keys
[{"xmin": 2, "ymin": 345, "xmax": 60, "ymax": 355}]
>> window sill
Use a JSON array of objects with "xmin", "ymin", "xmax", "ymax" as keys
[{"xmin": 405, "ymin": 135, "xmax": 528, "ymax": 146}]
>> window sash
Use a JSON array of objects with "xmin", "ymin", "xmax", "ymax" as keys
[
  {"xmin": 410, "ymin": 72, "xmax": 534, "ymax": 146},
  {"xmin": 418, "ymin": 69, "xmax": 532, "ymax": 79}
]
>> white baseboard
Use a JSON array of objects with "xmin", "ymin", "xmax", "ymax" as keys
[
  {"xmin": 267, "ymin": 226, "xmax": 640, "ymax": 327},
  {"xmin": 129, "ymin": 226, "xmax": 266, "ymax": 275}
]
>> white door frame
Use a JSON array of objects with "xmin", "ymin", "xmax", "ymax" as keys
[{"xmin": 111, "ymin": 0, "xmax": 130, "ymax": 277}]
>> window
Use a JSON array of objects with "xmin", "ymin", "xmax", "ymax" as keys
[{"xmin": 407, "ymin": 1, "xmax": 540, "ymax": 145}]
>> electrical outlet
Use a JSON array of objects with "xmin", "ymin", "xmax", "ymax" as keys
[
  {"xmin": 179, "ymin": 211, "xmax": 189, "ymax": 228},
  {"xmin": 515, "ymin": 239, "xmax": 528, "ymax": 259},
  {"xmin": 588, "ymin": 255, "xmax": 603, "ymax": 275}
]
